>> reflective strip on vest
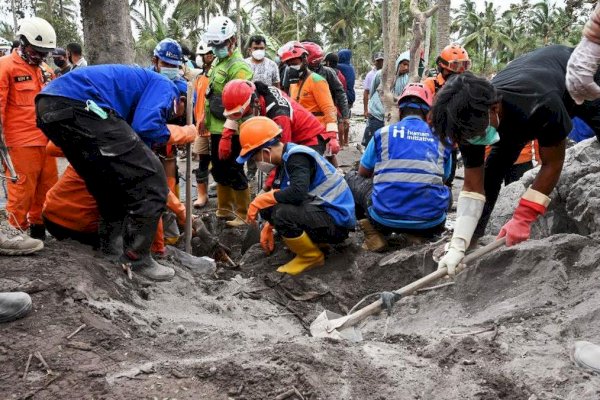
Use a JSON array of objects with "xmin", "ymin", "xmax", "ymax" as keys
[{"xmin": 374, "ymin": 172, "xmax": 443, "ymax": 185}]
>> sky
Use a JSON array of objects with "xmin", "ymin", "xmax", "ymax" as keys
[{"xmin": 451, "ymin": 0, "xmax": 566, "ymax": 12}]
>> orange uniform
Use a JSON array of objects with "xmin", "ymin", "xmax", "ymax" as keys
[
  {"xmin": 423, "ymin": 74, "xmax": 446, "ymax": 96},
  {"xmin": 289, "ymin": 72, "xmax": 338, "ymax": 133},
  {"xmin": 0, "ymin": 51, "xmax": 57, "ymax": 229},
  {"xmin": 485, "ymin": 140, "xmax": 540, "ymax": 164},
  {"xmin": 194, "ymin": 74, "xmax": 210, "ymax": 136}
]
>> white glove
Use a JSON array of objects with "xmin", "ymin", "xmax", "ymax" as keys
[
  {"xmin": 566, "ymin": 37, "xmax": 600, "ymax": 105},
  {"xmin": 437, "ymin": 191, "xmax": 485, "ymax": 278}
]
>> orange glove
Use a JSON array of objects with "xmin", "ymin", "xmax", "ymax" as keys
[
  {"xmin": 167, "ymin": 124, "xmax": 197, "ymax": 145},
  {"xmin": 260, "ymin": 222, "xmax": 275, "ymax": 255},
  {"xmin": 247, "ymin": 190, "xmax": 279, "ymax": 223}
]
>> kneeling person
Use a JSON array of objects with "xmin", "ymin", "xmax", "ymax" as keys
[
  {"xmin": 346, "ymin": 83, "xmax": 451, "ymax": 252},
  {"xmin": 237, "ymin": 117, "xmax": 356, "ymax": 275}
]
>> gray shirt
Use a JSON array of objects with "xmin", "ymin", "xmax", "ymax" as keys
[{"xmin": 245, "ymin": 57, "xmax": 280, "ymax": 86}]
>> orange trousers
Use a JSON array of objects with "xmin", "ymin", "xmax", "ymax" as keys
[{"xmin": 5, "ymin": 146, "xmax": 58, "ymax": 229}]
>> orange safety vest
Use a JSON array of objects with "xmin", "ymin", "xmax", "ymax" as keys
[
  {"xmin": 289, "ymin": 72, "xmax": 338, "ymax": 132},
  {"xmin": 484, "ymin": 140, "xmax": 540, "ymax": 165},
  {"xmin": 194, "ymin": 73, "xmax": 210, "ymax": 136}
]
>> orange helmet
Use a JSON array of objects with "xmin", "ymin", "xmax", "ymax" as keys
[
  {"xmin": 223, "ymin": 79, "xmax": 256, "ymax": 120},
  {"xmin": 236, "ymin": 116, "xmax": 282, "ymax": 164},
  {"xmin": 278, "ymin": 41, "xmax": 308, "ymax": 63},
  {"xmin": 437, "ymin": 43, "xmax": 471, "ymax": 73}
]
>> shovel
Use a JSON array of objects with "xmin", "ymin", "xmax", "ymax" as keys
[
  {"xmin": 310, "ymin": 237, "xmax": 506, "ymax": 342},
  {"xmin": 241, "ymin": 171, "xmax": 266, "ymax": 254},
  {"xmin": 184, "ymin": 82, "xmax": 194, "ymax": 253}
]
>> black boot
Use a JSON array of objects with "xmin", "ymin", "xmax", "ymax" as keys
[
  {"xmin": 120, "ymin": 215, "xmax": 174, "ymax": 281},
  {"xmin": 29, "ymin": 224, "xmax": 46, "ymax": 241},
  {"xmin": 98, "ymin": 218, "xmax": 124, "ymax": 260}
]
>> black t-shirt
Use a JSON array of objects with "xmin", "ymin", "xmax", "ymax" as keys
[
  {"xmin": 274, "ymin": 148, "xmax": 316, "ymax": 205},
  {"xmin": 460, "ymin": 45, "xmax": 590, "ymax": 168}
]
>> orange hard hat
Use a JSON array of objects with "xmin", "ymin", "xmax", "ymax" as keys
[
  {"xmin": 437, "ymin": 43, "xmax": 471, "ymax": 73},
  {"xmin": 236, "ymin": 116, "xmax": 282, "ymax": 163}
]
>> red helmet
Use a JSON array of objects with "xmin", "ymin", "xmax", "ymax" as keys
[
  {"xmin": 278, "ymin": 41, "xmax": 308, "ymax": 63},
  {"xmin": 222, "ymin": 79, "xmax": 256, "ymax": 120},
  {"xmin": 437, "ymin": 43, "xmax": 471, "ymax": 73},
  {"xmin": 301, "ymin": 42, "xmax": 324, "ymax": 68},
  {"xmin": 398, "ymin": 83, "xmax": 433, "ymax": 108}
]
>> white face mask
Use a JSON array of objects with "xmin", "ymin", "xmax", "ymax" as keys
[
  {"xmin": 195, "ymin": 55, "xmax": 202, "ymax": 66},
  {"xmin": 252, "ymin": 49, "xmax": 266, "ymax": 61},
  {"xmin": 256, "ymin": 150, "xmax": 276, "ymax": 174},
  {"xmin": 289, "ymin": 64, "xmax": 302, "ymax": 71}
]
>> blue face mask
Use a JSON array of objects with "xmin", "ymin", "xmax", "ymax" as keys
[
  {"xmin": 214, "ymin": 45, "xmax": 230, "ymax": 59},
  {"xmin": 467, "ymin": 113, "xmax": 500, "ymax": 146},
  {"xmin": 160, "ymin": 67, "xmax": 180, "ymax": 81}
]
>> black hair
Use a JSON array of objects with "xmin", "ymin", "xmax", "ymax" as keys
[
  {"xmin": 11, "ymin": 39, "xmax": 19, "ymax": 51},
  {"xmin": 324, "ymin": 52, "xmax": 338, "ymax": 68},
  {"xmin": 431, "ymin": 71, "xmax": 499, "ymax": 144},
  {"xmin": 66, "ymin": 42, "xmax": 82, "ymax": 55},
  {"xmin": 248, "ymin": 35, "xmax": 266, "ymax": 47},
  {"xmin": 180, "ymin": 44, "xmax": 193, "ymax": 57}
]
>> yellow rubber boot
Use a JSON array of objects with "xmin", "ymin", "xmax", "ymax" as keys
[
  {"xmin": 226, "ymin": 187, "xmax": 251, "ymax": 227},
  {"xmin": 216, "ymin": 184, "xmax": 234, "ymax": 219},
  {"xmin": 358, "ymin": 219, "xmax": 387, "ymax": 252},
  {"xmin": 277, "ymin": 232, "xmax": 325, "ymax": 276}
]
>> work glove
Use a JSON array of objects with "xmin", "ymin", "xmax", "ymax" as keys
[
  {"xmin": 260, "ymin": 222, "xmax": 275, "ymax": 255},
  {"xmin": 218, "ymin": 128, "xmax": 235, "ymax": 160},
  {"xmin": 437, "ymin": 191, "xmax": 485, "ymax": 278},
  {"xmin": 566, "ymin": 37, "xmax": 600, "ymax": 104},
  {"xmin": 497, "ymin": 187, "xmax": 550, "ymax": 247},
  {"xmin": 246, "ymin": 190, "xmax": 279, "ymax": 224},
  {"xmin": 326, "ymin": 138, "xmax": 341, "ymax": 155},
  {"xmin": 167, "ymin": 124, "xmax": 197, "ymax": 145}
]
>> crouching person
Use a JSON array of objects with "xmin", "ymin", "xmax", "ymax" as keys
[
  {"xmin": 237, "ymin": 117, "xmax": 356, "ymax": 275},
  {"xmin": 345, "ymin": 83, "xmax": 451, "ymax": 252}
]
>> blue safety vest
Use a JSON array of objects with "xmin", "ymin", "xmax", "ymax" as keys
[
  {"xmin": 281, "ymin": 144, "xmax": 356, "ymax": 229},
  {"xmin": 370, "ymin": 116, "xmax": 451, "ymax": 229},
  {"xmin": 41, "ymin": 64, "xmax": 180, "ymax": 147}
]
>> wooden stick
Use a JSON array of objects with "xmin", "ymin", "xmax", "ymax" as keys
[
  {"xmin": 22, "ymin": 353, "xmax": 32, "ymax": 379},
  {"xmin": 416, "ymin": 282, "xmax": 455, "ymax": 293},
  {"xmin": 185, "ymin": 82, "xmax": 194, "ymax": 254},
  {"xmin": 34, "ymin": 351, "xmax": 54, "ymax": 376},
  {"xmin": 293, "ymin": 387, "xmax": 305, "ymax": 400},
  {"xmin": 66, "ymin": 323, "xmax": 86, "ymax": 340},
  {"xmin": 449, "ymin": 326, "xmax": 495, "ymax": 336},
  {"xmin": 274, "ymin": 388, "xmax": 296, "ymax": 400}
]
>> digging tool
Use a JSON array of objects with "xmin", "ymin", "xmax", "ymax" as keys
[
  {"xmin": 241, "ymin": 171, "xmax": 265, "ymax": 253},
  {"xmin": 0, "ymin": 114, "xmax": 18, "ymax": 183},
  {"xmin": 185, "ymin": 82, "xmax": 194, "ymax": 253},
  {"xmin": 310, "ymin": 237, "xmax": 506, "ymax": 342}
]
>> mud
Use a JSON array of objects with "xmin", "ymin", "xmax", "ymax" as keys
[{"xmin": 2, "ymin": 92, "xmax": 600, "ymax": 399}]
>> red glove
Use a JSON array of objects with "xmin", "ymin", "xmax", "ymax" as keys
[
  {"xmin": 247, "ymin": 190, "xmax": 278, "ymax": 223},
  {"xmin": 260, "ymin": 222, "xmax": 275, "ymax": 255},
  {"xmin": 327, "ymin": 138, "xmax": 340, "ymax": 155},
  {"xmin": 218, "ymin": 128, "xmax": 235, "ymax": 160},
  {"xmin": 497, "ymin": 198, "xmax": 546, "ymax": 246}
]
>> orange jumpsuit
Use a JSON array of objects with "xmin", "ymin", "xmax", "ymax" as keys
[
  {"xmin": 289, "ymin": 72, "xmax": 339, "ymax": 134},
  {"xmin": 423, "ymin": 74, "xmax": 446, "ymax": 96},
  {"xmin": 0, "ymin": 51, "xmax": 57, "ymax": 229}
]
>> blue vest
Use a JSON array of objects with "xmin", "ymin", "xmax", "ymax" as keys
[
  {"xmin": 281, "ymin": 144, "xmax": 356, "ymax": 229},
  {"xmin": 370, "ymin": 116, "xmax": 451, "ymax": 228}
]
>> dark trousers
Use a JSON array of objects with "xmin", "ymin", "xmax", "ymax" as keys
[
  {"xmin": 260, "ymin": 203, "xmax": 349, "ymax": 244},
  {"xmin": 36, "ymin": 95, "xmax": 168, "ymax": 258},
  {"xmin": 361, "ymin": 116, "xmax": 385, "ymax": 146},
  {"xmin": 474, "ymin": 139, "xmax": 528, "ymax": 237},
  {"xmin": 43, "ymin": 214, "xmax": 99, "ymax": 248},
  {"xmin": 504, "ymin": 161, "xmax": 534, "ymax": 185},
  {"xmin": 210, "ymin": 133, "xmax": 248, "ymax": 190},
  {"xmin": 445, "ymin": 148, "xmax": 458, "ymax": 187},
  {"xmin": 195, "ymin": 154, "xmax": 210, "ymax": 184},
  {"xmin": 345, "ymin": 170, "xmax": 444, "ymax": 237}
]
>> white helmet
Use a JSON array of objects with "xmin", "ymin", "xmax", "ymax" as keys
[
  {"xmin": 196, "ymin": 40, "xmax": 212, "ymax": 55},
  {"xmin": 203, "ymin": 16, "xmax": 236, "ymax": 46},
  {"xmin": 17, "ymin": 17, "xmax": 56, "ymax": 52}
]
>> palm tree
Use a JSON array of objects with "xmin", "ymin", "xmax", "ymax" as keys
[{"xmin": 321, "ymin": 0, "xmax": 371, "ymax": 50}]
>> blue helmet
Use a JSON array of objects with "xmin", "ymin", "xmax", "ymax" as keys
[{"xmin": 153, "ymin": 38, "xmax": 183, "ymax": 66}]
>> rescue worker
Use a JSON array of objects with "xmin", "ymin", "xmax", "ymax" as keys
[
  {"xmin": 566, "ymin": 3, "xmax": 600, "ymax": 105},
  {"xmin": 346, "ymin": 83, "xmax": 450, "ymax": 252},
  {"xmin": 337, "ymin": 49, "xmax": 356, "ymax": 110},
  {"xmin": 51, "ymin": 47, "xmax": 72, "ymax": 77},
  {"xmin": 66, "ymin": 42, "xmax": 87, "ymax": 69},
  {"xmin": 192, "ymin": 40, "xmax": 214, "ymax": 208},
  {"xmin": 485, "ymin": 141, "xmax": 540, "ymax": 186},
  {"xmin": 0, "ymin": 17, "xmax": 58, "ymax": 239},
  {"xmin": 203, "ymin": 16, "xmax": 253, "ymax": 227},
  {"xmin": 277, "ymin": 41, "xmax": 340, "ymax": 162},
  {"xmin": 36, "ymin": 64, "xmax": 198, "ymax": 281},
  {"xmin": 237, "ymin": 117, "xmax": 356, "ymax": 275},
  {"xmin": 361, "ymin": 52, "xmax": 384, "ymax": 146},
  {"xmin": 324, "ymin": 52, "xmax": 347, "ymax": 92},
  {"xmin": 431, "ymin": 45, "xmax": 600, "ymax": 278},
  {"xmin": 0, "ymin": 37, "xmax": 12, "ymax": 57},
  {"xmin": 302, "ymin": 42, "xmax": 351, "ymax": 148}
]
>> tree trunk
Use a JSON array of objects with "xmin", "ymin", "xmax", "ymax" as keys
[
  {"xmin": 435, "ymin": 0, "xmax": 451, "ymax": 53},
  {"xmin": 381, "ymin": 0, "xmax": 400, "ymax": 124},
  {"xmin": 423, "ymin": 0, "xmax": 433, "ymax": 69},
  {"xmin": 11, "ymin": 0, "xmax": 18, "ymax": 34},
  {"xmin": 236, "ymin": 0, "xmax": 241, "ymax": 47},
  {"xmin": 80, "ymin": 0, "xmax": 135, "ymax": 64},
  {"xmin": 409, "ymin": 0, "xmax": 438, "ymax": 83}
]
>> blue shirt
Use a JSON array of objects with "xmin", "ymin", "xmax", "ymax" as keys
[{"xmin": 42, "ymin": 64, "xmax": 180, "ymax": 147}]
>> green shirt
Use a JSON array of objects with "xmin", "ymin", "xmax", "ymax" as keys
[{"xmin": 205, "ymin": 49, "xmax": 253, "ymax": 134}]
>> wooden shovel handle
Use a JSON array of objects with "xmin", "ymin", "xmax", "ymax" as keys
[
  {"xmin": 184, "ymin": 83, "xmax": 194, "ymax": 253},
  {"xmin": 337, "ymin": 238, "xmax": 506, "ymax": 330}
]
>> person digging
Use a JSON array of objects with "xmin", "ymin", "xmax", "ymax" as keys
[{"xmin": 237, "ymin": 116, "xmax": 356, "ymax": 275}]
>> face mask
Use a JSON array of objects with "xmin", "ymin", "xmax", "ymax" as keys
[
  {"xmin": 54, "ymin": 59, "xmax": 66, "ymax": 68},
  {"xmin": 20, "ymin": 46, "xmax": 46, "ymax": 65},
  {"xmin": 256, "ymin": 150, "xmax": 276, "ymax": 174},
  {"xmin": 467, "ymin": 113, "xmax": 500, "ymax": 146},
  {"xmin": 214, "ymin": 46, "xmax": 230, "ymax": 59},
  {"xmin": 289, "ymin": 64, "xmax": 302, "ymax": 71},
  {"xmin": 195, "ymin": 55, "xmax": 202, "ymax": 66},
  {"xmin": 160, "ymin": 67, "xmax": 180, "ymax": 80},
  {"xmin": 252, "ymin": 49, "xmax": 265, "ymax": 61}
]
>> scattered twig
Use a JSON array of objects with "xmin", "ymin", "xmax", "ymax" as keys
[
  {"xmin": 66, "ymin": 323, "xmax": 86, "ymax": 340},
  {"xmin": 20, "ymin": 373, "xmax": 62, "ymax": 400},
  {"xmin": 293, "ymin": 386, "xmax": 305, "ymax": 400},
  {"xmin": 274, "ymin": 388, "xmax": 296, "ymax": 400},
  {"xmin": 34, "ymin": 351, "xmax": 53, "ymax": 375},
  {"xmin": 490, "ymin": 325, "xmax": 499, "ymax": 341},
  {"xmin": 449, "ymin": 326, "xmax": 496, "ymax": 337},
  {"xmin": 22, "ymin": 353, "xmax": 32, "ymax": 380},
  {"xmin": 416, "ymin": 282, "xmax": 455, "ymax": 293}
]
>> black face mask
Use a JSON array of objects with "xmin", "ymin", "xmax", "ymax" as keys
[
  {"xmin": 287, "ymin": 65, "xmax": 307, "ymax": 84},
  {"xmin": 55, "ymin": 59, "xmax": 66, "ymax": 68}
]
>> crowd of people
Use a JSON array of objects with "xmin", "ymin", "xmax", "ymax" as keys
[{"xmin": 1, "ymin": 10, "xmax": 600, "ymax": 357}]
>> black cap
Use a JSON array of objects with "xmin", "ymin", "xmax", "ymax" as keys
[
  {"xmin": 373, "ymin": 52, "xmax": 384, "ymax": 61},
  {"xmin": 52, "ymin": 47, "xmax": 66, "ymax": 57}
]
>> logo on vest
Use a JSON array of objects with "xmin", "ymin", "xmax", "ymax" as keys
[{"xmin": 393, "ymin": 126, "xmax": 433, "ymax": 143}]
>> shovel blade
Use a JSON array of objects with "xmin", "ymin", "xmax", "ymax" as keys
[
  {"xmin": 241, "ymin": 223, "xmax": 260, "ymax": 254},
  {"xmin": 310, "ymin": 310, "xmax": 363, "ymax": 342}
]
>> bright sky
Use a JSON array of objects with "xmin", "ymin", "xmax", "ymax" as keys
[{"xmin": 451, "ymin": 0, "xmax": 567, "ymax": 12}]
